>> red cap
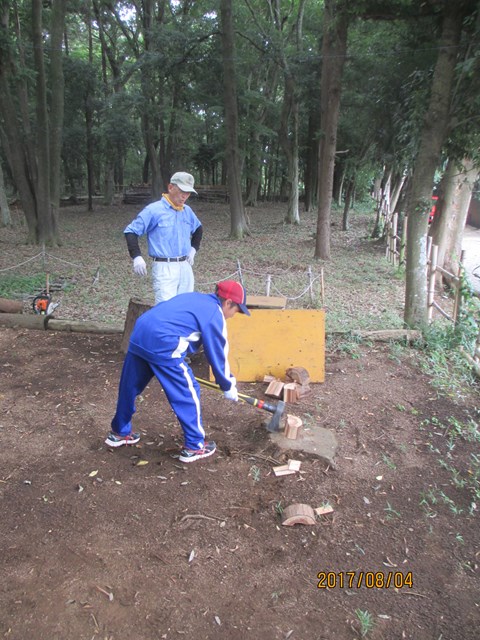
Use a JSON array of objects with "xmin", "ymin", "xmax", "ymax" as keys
[{"xmin": 216, "ymin": 280, "xmax": 250, "ymax": 315}]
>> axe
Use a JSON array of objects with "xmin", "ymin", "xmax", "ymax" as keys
[{"xmin": 195, "ymin": 377, "xmax": 285, "ymax": 432}]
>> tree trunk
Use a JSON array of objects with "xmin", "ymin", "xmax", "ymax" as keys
[
  {"xmin": 220, "ymin": 0, "xmax": 249, "ymax": 239},
  {"xmin": 342, "ymin": 178, "xmax": 354, "ymax": 231},
  {"xmin": 32, "ymin": 0, "xmax": 53, "ymax": 242},
  {"xmin": 404, "ymin": 5, "xmax": 464, "ymax": 329},
  {"xmin": 304, "ymin": 112, "xmax": 319, "ymax": 212},
  {"xmin": 0, "ymin": 159, "xmax": 11, "ymax": 227},
  {"xmin": 279, "ymin": 73, "xmax": 300, "ymax": 225},
  {"xmin": 430, "ymin": 157, "xmax": 478, "ymax": 274},
  {"xmin": 48, "ymin": 0, "xmax": 66, "ymax": 241},
  {"xmin": 315, "ymin": 0, "xmax": 349, "ymax": 260}
]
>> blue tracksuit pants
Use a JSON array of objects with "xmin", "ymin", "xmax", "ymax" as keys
[{"xmin": 111, "ymin": 352, "xmax": 205, "ymax": 450}]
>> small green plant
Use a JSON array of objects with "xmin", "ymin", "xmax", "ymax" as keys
[
  {"xmin": 274, "ymin": 501, "xmax": 284, "ymax": 516},
  {"xmin": 395, "ymin": 403, "xmax": 406, "ymax": 412},
  {"xmin": 249, "ymin": 465, "xmax": 261, "ymax": 482},
  {"xmin": 384, "ymin": 502, "xmax": 401, "ymax": 520},
  {"xmin": 355, "ymin": 609, "xmax": 375, "ymax": 638},
  {"xmin": 455, "ymin": 533, "xmax": 464, "ymax": 545},
  {"xmin": 382, "ymin": 454, "xmax": 396, "ymax": 470}
]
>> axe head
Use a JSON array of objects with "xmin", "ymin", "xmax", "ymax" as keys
[{"xmin": 265, "ymin": 400, "xmax": 285, "ymax": 432}]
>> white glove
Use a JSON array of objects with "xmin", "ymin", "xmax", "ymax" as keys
[
  {"xmin": 224, "ymin": 379, "xmax": 238, "ymax": 402},
  {"xmin": 187, "ymin": 247, "xmax": 196, "ymax": 266},
  {"xmin": 133, "ymin": 256, "xmax": 147, "ymax": 276}
]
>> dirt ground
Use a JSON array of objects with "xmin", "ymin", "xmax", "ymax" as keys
[
  {"xmin": 1, "ymin": 327, "xmax": 479, "ymax": 640},
  {"xmin": 1, "ymin": 200, "xmax": 479, "ymax": 638}
]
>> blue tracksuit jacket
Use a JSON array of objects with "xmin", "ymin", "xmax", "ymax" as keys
[{"xmin": 111, "ymin": 292, "xmax": 234, "ymax": 450}]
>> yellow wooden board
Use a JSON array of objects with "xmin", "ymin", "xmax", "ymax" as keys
[{"xmin": 214, "ymin": 309, "xmax": 325, "ymax": 383}]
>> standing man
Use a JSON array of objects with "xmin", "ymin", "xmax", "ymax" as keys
[
  {"xmin": 124, "ymin": 172, "xmax": 203, "ymax": 304},
  {"xmin": 105, "ymin": 280, "xmax": 250, "ymax": 463}
]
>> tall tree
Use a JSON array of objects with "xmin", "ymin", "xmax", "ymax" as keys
[
  {"xmin": 429, "ymin": 157, "xmax": 479, "ymax": 275},
  {"xmin": 315, "ymin": 0, "xmax": 349, "ymax": 260},
  {"xmin": 0, "ymin": 0, "xmax": 66, "ymax": 244},
  {"xmin": 220, "ymin": 0, "xmax": 249, "ymax": 238},
  {"xmin": 404, "ymin": 1, "xmax": 474, "ymax": 328}
]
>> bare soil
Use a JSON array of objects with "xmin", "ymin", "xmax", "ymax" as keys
[{"xmin": 0, "ymin": 201, "xmax": 479, "ymax": 639}]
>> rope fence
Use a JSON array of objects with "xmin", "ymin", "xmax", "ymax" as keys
[{"xmin": 0, "ymin": 246, "xmax": 325, "ymax": 308}]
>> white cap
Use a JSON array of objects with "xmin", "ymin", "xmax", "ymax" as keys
[{"xmin": 170, "ymin": 172, "xmax": 197, "ymax": 194}]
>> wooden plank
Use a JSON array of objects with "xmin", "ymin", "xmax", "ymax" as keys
[
  {"xmin": 220, "ymin": 309, "xmax": 325, "ymax": 382},
  {"xmin": 245, "ymin": 295, "xmax": 286, "ymax": 309}
]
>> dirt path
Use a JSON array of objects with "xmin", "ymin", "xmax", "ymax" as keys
[{"xmin": 1, "ymin": 328, "xmax": 479, "ymax": 639}]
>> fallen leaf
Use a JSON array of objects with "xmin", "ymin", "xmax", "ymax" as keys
[
  {"xmin": 188, "ymin": 550, "xmax": 195, "ymax": 563},
  {"xmin": 88, "ymin": 470, "xmax": 98, "ymax": 477},
  {"xmin": 136, "ymin": 460, "xmax": 149, "ymax": 466}
]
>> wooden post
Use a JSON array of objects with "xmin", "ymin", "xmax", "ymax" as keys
[
  {"xmin": 453, "ymin": 250, "xmax": 466, "ymax": 325},
  {"xmin": 308, "ymin": 266, "xmax": 313, "ymax": 303},
  {"xmin": 266, "ymin": 274, "xmax": 271, "ymax": 297},
  {"xmin": 392, "ymin": 213, "xmax": 398, "ymax": 266},
  {"xmin": 320, "ymin": 267, "xmax": 325, "ymax": 307},
  {"xmin": 427, "ymin": 244, "xmax": 438, "ymax": 322},
  {"xmin": 399, "ymin": 215, "xmax": 407, "ymax": 266},
  {"xmin": 121, "ymin": 297, "xmax": 153, "ymax": 353}
]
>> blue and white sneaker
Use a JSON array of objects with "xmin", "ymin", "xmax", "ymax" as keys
[
  {"xmin": 178, "ymin": 441, "xmax": 216, "ymax": 463},
  {"xmin": 105, "ymin": 431, "xmax": 140, "ymax": 448}
]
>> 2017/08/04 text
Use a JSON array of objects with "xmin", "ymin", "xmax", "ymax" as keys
[{"xmin": 317, "ymin": 571, "xmax": 413, "ymax": 589}]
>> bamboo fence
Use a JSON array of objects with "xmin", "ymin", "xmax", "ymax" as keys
[{"xmin": 384, "ymin": 213, "xmax": 480, "ymax": 374}]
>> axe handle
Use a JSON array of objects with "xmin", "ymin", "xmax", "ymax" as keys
[{"xmin": 196, "ymin": 377, "xmax": 277, "ymax": 415}]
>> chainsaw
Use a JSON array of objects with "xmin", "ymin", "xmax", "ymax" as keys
[{"xmin": 32, "ymin": 273, "xmax": 59, "ymax": 316}]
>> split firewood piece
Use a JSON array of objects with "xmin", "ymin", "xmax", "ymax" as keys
[
  {"xmin": 282, "ymin": 503, "xmax": 316, "ymax": 526},
  {"xmin": 263, "ymin": 374, "xmax": 277, "ymax": 383},
  {"xmin": 287, "ymin": 459, "xmax": 301, "ymax": 471},
  {"xmin": 273, "ymin": 465, "xmax": 295, "ymax": 477},
  {"xmin": 285, "ymin": 366, "xmax": 310, "ymax": 386},
  {"xmin": 285, "ymin": 414, "xmax": 303, "ymax": 439},
  {"xmin": 265, "ymin": 379, "xmax": 284, "ymax": 398},
  {"xmin": 314, "ymin": 505, "xmax": 334, "ymax": 516},
  {"xmin": 272, "ymin": 459, "xmax": 302, "ymax": 476},
  {"xmin": 283, "ymin": 382, "xmax": 300, "ymax": 403}
]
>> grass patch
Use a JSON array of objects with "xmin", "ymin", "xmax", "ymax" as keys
[{"xmin": 0, "ymin": 272, "xmax": 49, "ymax": 298}]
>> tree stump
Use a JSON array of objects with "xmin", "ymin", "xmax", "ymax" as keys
[{"xmin": 121, "ymin": 297, "xmax": 153, "ymax": 353}]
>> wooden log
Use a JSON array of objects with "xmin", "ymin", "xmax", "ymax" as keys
[
  {"xmin": 285, "ymin": 414, "xmax": 302, "ymax": 439},
  {"xmin": 0, "ymin": 298, "xmax": 23, "ymax": 314},
  {"xmin": 0, "ymin": 313, "xmax": 47, "ymax": 330},
  {"xmin": 281, "ymin": 503, "xmax": 316, "ymax": 526},
  {"xmin": 0, "ymin": 313, "xmax": 124, "ymax": 334},
  {"xmin": 47, "ymin": 319, "xmax": 123, "ymax": 334},
  {"xmin": 121, "ymin": 297, "xmax": 153, "ymax": 352},
  {"xmin": 345, "ymin": 329, "xmax": 422, "ymax": 343},
  {"xmin": 285, "ymin": 366, "xmax": 310, "ymax": 385}
]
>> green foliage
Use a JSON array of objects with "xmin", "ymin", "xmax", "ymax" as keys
[
  {"xmin": 355, "ymin": 609, "xmax": 375, "ymax": 638},
  {"xmin": 415, "ymin": 271, "xmax": 480, "ymax": 397},
  {"xmin": 420, "ymin": 413, "xmax": 480, "ymax": 518},
  {"xmin": 0, "ymin": 273, "xmax": 48, "ymax": 298}
]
